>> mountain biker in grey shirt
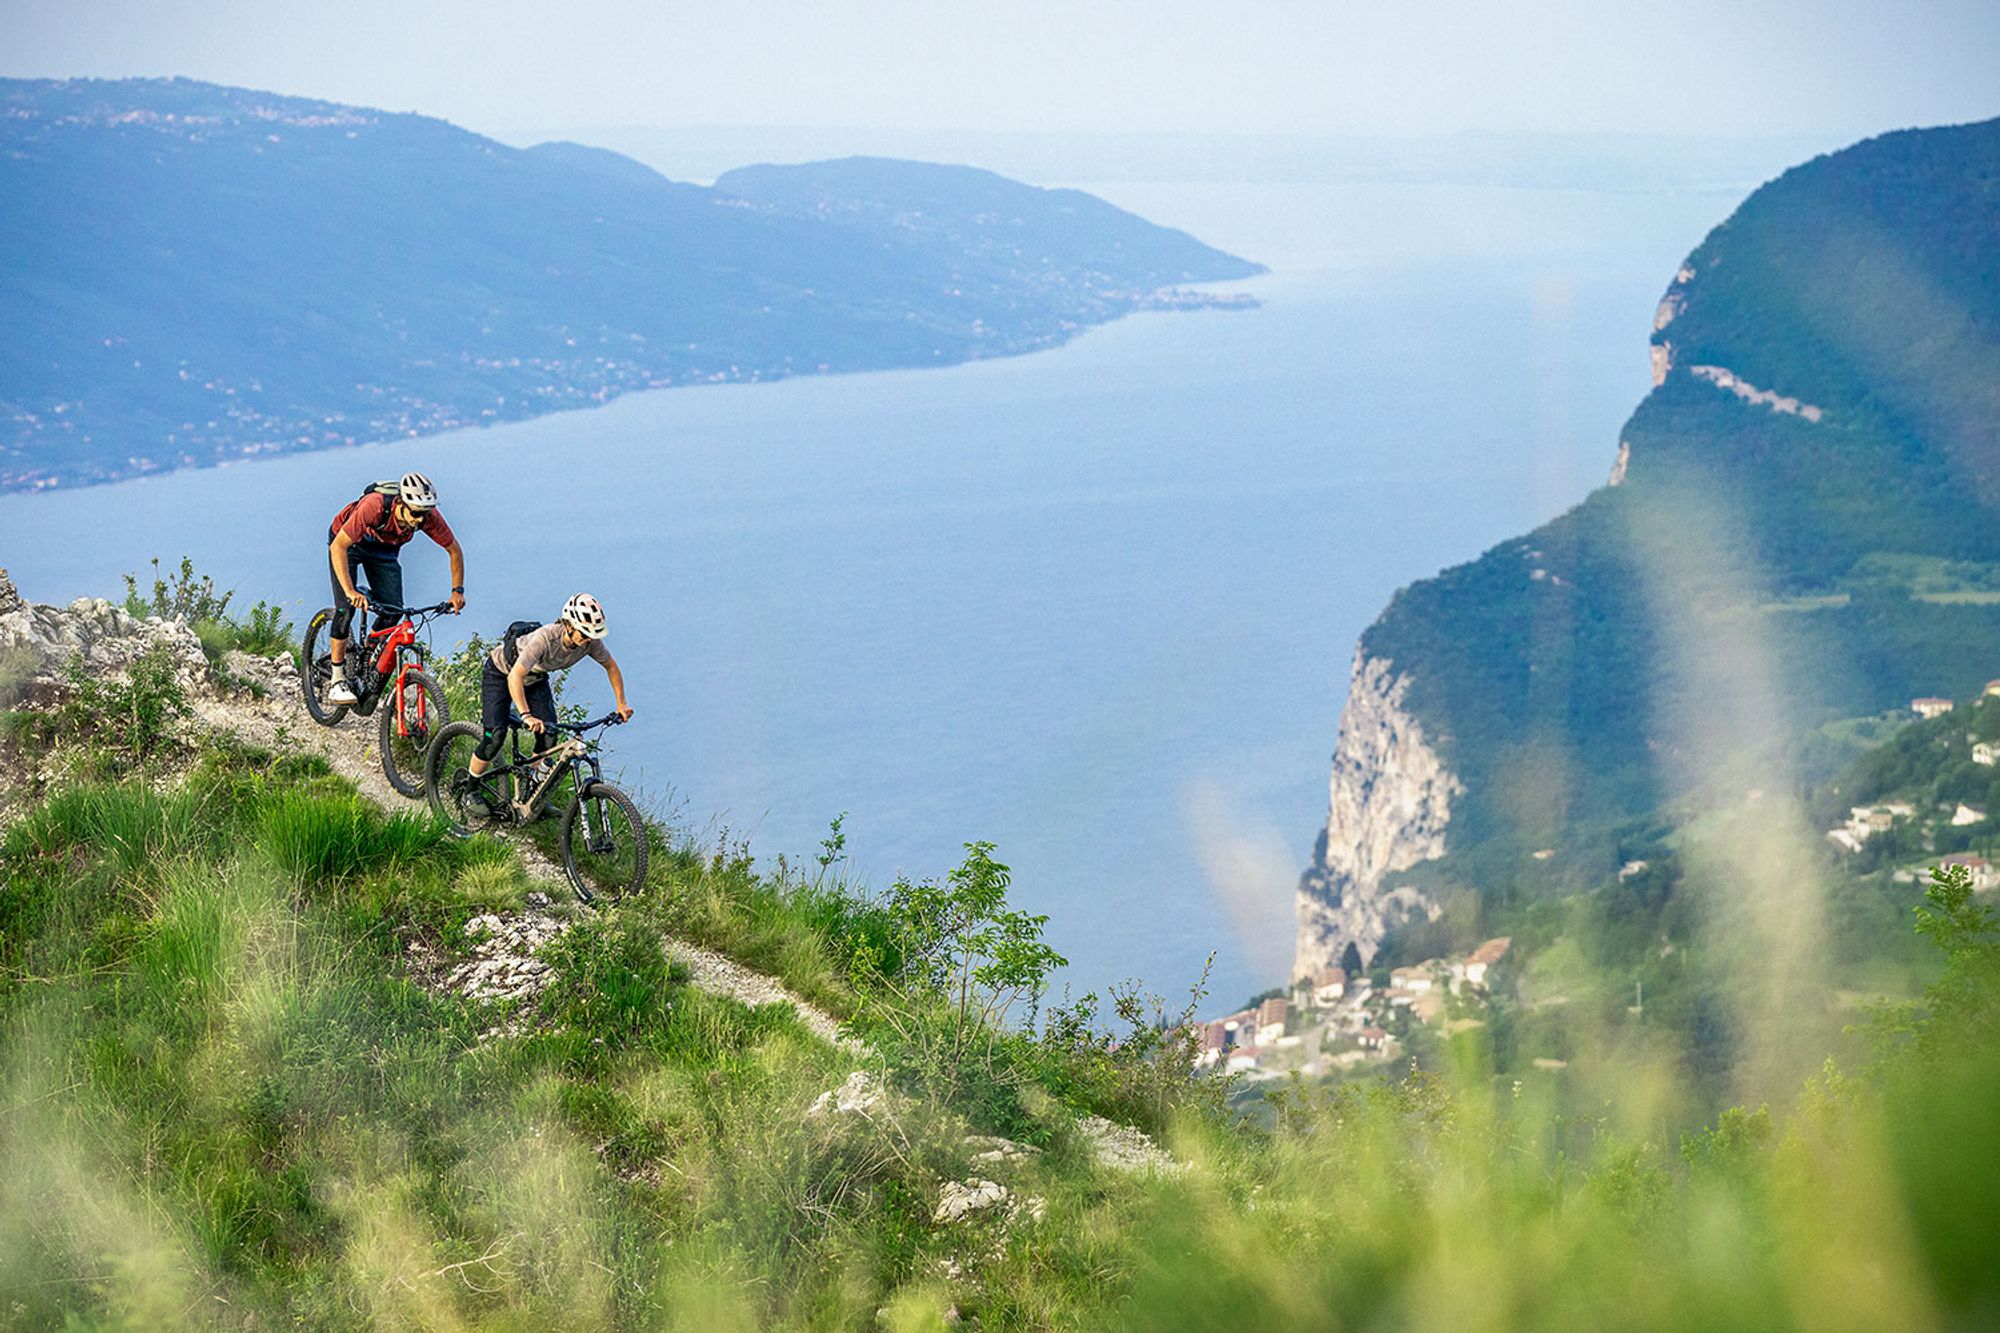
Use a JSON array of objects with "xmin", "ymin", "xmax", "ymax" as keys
[{"xmin": 467, "ymin": 593, "xmax": 632, "ymax": 781}]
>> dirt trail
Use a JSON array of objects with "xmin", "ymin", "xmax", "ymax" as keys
[{"xmin": 198, "ymin": 653, "xmax": 865, "ymax": 1053}]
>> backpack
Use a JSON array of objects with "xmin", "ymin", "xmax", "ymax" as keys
[
  {"xmin": 501, "ymin": 620, "xmax": 544, "ymax": 670},
  {"xmin": 335, "ymin": 480, "xmax": 405, "ymax": 539}
]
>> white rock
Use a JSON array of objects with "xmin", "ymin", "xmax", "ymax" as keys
[
  {"xmin": 1076, "ymin": 1115, "xmax": 1182, "ymax": 1175},
  {"xmin": 0, "ymin": 570, "xmax": 210, "ymax": 701},
  {"xmin": 807, "ymin": 1070, "xmax": 889, "ymax": 1122},
  {"xmin": 1295, "ymin": 651, "xmax": 1457, "ymax": 977},
  {"xmin": 933, "ymin": 1178, "xmax": 1009, "ymax": 1225},
  {"xmin": 963, "ymin": 1134, "xmax": 1039, "ymax": 1164}
]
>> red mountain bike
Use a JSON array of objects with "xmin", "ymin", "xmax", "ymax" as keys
[{"xmin": 300, "ymin": 599, "xmax": 453, "ymax": 797}]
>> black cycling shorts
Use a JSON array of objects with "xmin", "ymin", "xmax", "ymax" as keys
[
  {"xmin": 327, "ymin": 529, "xmax": 404, "ymax": 640},
  {"xmin": 476, "ymin": 661, "xmax": 557, "ymax": 761}
]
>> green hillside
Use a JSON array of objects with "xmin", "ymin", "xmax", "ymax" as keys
[
  {"xmin": 0, "ymin": 78, "xmax": 1260, "ymax": 493},
  {"xmin": 1367, "ymin": 118, "xmax": 2000, "ymax": 859},
  {"xmin": 4, "ymin": 587, "xmax": 2000, "ymax": 1327}
]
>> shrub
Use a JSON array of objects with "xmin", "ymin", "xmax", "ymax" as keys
[
  {"xmin": 24, "ymin": 646, "xmax": 193, "ymax": 770},
  {"xmin": 124, "ymin": 555, "xmax": 233, "ymax": 623},
  {"xmin": 121, "ymin": 555, "xmax": 296, "ymax": 668},
  {"xmin": 1033, "ymin": 962, "xmax": 1226, "ymax": 1134},
  {"xmin": 852, "ymin": 842, "xmax": 1066, "ymax": 1119},
  {"xmin": 537, "ymin": 905, "xmax": 685, "ymax": 1048}
]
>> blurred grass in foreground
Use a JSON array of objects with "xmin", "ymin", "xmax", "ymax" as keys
[{"xmin": 3, "ymin": 725, "xmax": 1998, "ymax": 1327}]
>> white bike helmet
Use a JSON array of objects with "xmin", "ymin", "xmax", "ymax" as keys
[
  {"xmin": 398, "ymin": 471, "xmax": 439, "ymax": 511},
  {"xmin": 562, "ymin": 593, "xmax": 608, "ymax": 639}
]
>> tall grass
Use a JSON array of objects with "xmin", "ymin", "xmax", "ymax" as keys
[
  {"xmin": 6, "ymin": 713, "xmax": 2000, "ymax": 1327},
  {"xmin": 256, "ymin": 787, "xmax": 455, "ymax": 883}
]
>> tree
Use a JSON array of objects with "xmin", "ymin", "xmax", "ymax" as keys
[{"xmin": 857, "ymin": 842, "xmax": 1068, "ymax": 1105}]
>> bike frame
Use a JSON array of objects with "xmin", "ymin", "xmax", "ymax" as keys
[
  {"xmin": 466, "ymin": 712, "xmax": 621, "ymax": 835},
  {"xmin": 358, "ymin": 602, "xmax": 449, "ymax": 735}
]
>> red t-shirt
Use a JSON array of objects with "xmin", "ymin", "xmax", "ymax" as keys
[{"xmin": 331, "ymin": 492, "xmax": 456, "ymax": 551}]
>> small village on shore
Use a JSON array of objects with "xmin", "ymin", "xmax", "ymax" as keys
[
  {"xmin": 1823, "ymin": 683, "xmax": 2000, "ymax": 892},
  {"xmin": 1209, "ymin": 683, "xmax": 2000, "ymax": 1089},
  {"xmin": 1198, "ymin": 937, "xmax": 1513, "ymax": 1081}
]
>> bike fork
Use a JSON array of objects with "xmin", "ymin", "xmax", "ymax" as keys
[{"xmin": 393, "ymin": 666, "xmax": 426, "ymax": 738}]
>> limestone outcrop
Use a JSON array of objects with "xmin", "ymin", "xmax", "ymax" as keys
[
  {"xmin": 0, "ymin": 567, "xmax": 210, "ymax": 703},
  {"xmin": 1292, "ymin": 652, "xmax": 1459, "ymax": 979}
]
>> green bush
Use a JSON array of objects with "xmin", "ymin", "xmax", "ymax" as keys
[
  {"xmin": 536, "ymin": 904, "xmax": 686, "ymax": 1049},
  {"xmin": 38, "ymin": 645, "xmax": 191, "ymax": 768},
  {"xmin": 121, "ymin": 555, "xmax": 296, "ymax": 669}
]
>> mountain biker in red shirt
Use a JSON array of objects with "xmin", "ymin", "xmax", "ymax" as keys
[{"xmin": 325, "ymin": 471, "xmax": 466, "ymax": 705}]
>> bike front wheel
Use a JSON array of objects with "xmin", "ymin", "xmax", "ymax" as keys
[
  {"xmin": 300, "ymin": 608, "xmax": 350, "ymax": 727},
  {"xmin": 425, "ymin": 720, "xmax": 502, "ymax": 836},
  {"xmin": 379, "ymin": 668, "xmax": 448, "ymax": 798},
  {"xmin": 560, "ymin": 781, "xmax": 648, "ymax": 903}
]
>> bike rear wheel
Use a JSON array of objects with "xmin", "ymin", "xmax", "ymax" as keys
[
  {"xmin": 300, "ymin": 608, "xmax": 350, "ymax": 727},
  {"xmin": 425, "ymin": 721, "xmax": 503, "ymax": 836},
  {"xmin": 379, "ymin": 668, "xmax": 448, "ymax": 798},
  {"xmin": 560, "ymin": 781, "xmax": 648, "ymax": 903}
]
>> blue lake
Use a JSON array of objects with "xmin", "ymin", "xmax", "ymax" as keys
[{"xmin": 0, "ymin": 177, "xmax": 1745, "ymax": 1008}]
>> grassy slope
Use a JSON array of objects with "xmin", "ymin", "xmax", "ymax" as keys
[
  {"xmin": 5, "ymin": 619, "xmax": 2000, "ymax": 1327},
  {"xmin": 6, "ymin": 745, "xmax": 2000, "ymax": 1327}
]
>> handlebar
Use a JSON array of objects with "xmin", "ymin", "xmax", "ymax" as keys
[
  {"xmin": 508, "ymin": 710, "xmax": 627, "ymax": 735},
  {"xmin": 367, "ymin": 600, "xmax": 455, "ymax": 619}
]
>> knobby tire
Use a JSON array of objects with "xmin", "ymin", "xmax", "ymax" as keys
[
  {"xmin": 379, "ymin": 668, "xmax": 447, "ymax": 798},
  {"xmin": 560, "ymin": 781, "xmax": 647, "ymax": 904},
  {"xmin": 424, "ymin": 720, "xmax": 495, "ymax": 837},
  {"xmin": 300, "ymin": 608, "xmax": 350, "ymax": 727}
]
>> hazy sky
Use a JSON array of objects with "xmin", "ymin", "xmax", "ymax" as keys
[{"xmin": 5, "ymin": 1, "xmax": 1998, "ymax": 142}]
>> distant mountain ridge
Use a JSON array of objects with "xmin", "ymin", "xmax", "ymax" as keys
[
  {"xmin": 1295, "ymin": 117, "xmax": 2000, "ymax": 980},
  {"xmin": 0, "ymin": 78, "xmax": 1261, "ymax": 493}
]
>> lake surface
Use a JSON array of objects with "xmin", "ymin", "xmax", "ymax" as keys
[{"xmin": 0, "ymin": 176, "xmax": 1745, "ymax": 1008}]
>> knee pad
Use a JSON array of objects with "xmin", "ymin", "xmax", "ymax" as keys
[
  {"xmin": 474, "ymin": 730, "xmax": 504, "ymax": 762},
  {"xmin": 330, "ymin": 605, "xmax": 355, "ymax": 639}
]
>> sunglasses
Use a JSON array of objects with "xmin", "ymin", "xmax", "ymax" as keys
[{"xmin": 397, "ymin": 504, "xmax": 431, "ymax": 524}]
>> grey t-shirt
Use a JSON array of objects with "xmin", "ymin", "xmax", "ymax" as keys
[{"xmin": 489, "ymin": 622, "xmax": 610, "ymax": 679}]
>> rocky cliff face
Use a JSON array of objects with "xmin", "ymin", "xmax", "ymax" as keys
[{"xmin": 1292, "ymin": 651, "xmax": 1461, "ymax": 979}]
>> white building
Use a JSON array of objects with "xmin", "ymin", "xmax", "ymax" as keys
[
  {"xmin": 1255, "ymin": 997, "xmax": 1290, "ymax": 1047},
  {"xmin": 1913, "ymin": 697, "xmax": 1955, "ymax": 719},
  {"xmin": 1954, "ymin": 804, "xmax": 1989, "ymax": 827},
  {"xmin": 1939, "ymin": 854, "xmax": 1998, "ymax": 893},
  {"xmin": 1974, "ymin": 742, "xmax": 1999, "ymax": 767},
  {"xmin": 1389, "ymin": 965, "xmax": 1436, "ymax": 994},
  {"xmin": 1464, "ymin": 937, "xmax": 1513, "ymax": 987}
]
